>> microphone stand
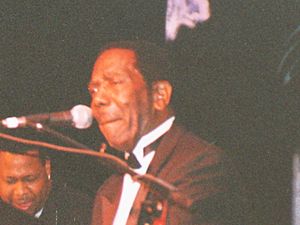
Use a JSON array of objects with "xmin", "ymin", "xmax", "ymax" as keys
[
  {"xmin": 25, "ymin": 121, "xmax": 92, "ymax": 150},
  {"xmin": 0, "ymin": 121, "xmax": 192, "ymax": 210}
]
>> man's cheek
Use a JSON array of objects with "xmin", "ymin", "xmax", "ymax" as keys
[{"xmin": 5, "ymin": 193, "xmax": 14, "ymax": 205}]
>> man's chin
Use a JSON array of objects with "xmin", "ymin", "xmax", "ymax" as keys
[
  {"xmin": 100, "ymin": 125, "xmax": 136, "ymax": 150},
  {"xmin": 107, "ymin": 137, "xmax": 135, "ymax": 153},
  {"xmin": 13, "ymin": 201, "xmax": 38, "ymax": 215},
  {"xmin": 100, "ymin": 124, "xmax": 123, "ymax": 141}
]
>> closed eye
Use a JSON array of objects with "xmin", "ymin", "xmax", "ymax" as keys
[
  {"xmin": 22, "ymin": 175, "xmax": 39, "ymax": 183},
  {"xmin": 6, "ymin": 177, "xmax": 17, "ymax": 185}
]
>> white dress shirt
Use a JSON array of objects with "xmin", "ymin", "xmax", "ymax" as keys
[{"xmin": 112, "ymin": 116, "xmax": 175, "ymax": 225}]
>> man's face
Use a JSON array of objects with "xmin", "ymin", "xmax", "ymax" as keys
[
  {"xmin": 0, "ymin": 151, "xmax": 51, "ymax": 215},
  {"xmin": 89, "ymin": 48, "xmax": 151, "ymax": 151}
]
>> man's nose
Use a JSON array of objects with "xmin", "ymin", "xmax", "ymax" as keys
[
  {"xmin": 14, "ymin": 182, "xmax": 29, "ymax": 196},
  {"xmin": 92, "ymin": 86, "xmax": 110, "ymax": 106}
]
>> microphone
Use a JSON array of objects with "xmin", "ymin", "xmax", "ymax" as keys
[{"xmin": 1, "ymin": 105, "xmax": 93, "ymax": 129}]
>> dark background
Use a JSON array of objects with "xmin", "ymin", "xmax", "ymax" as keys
[{"xmin": 1, "ymin": 1, "xmax": 300, "ymax": 224}]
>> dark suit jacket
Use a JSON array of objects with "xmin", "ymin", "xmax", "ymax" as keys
[
  {"xmin": 38, "ymin": 185, "xmax": 93, "ymax": 225},
  {"xmin": 91, "ymin": 125, "xmax": 244, "ymax": 225}
]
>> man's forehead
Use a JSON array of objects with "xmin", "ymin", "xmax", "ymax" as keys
[
  {"xmin": 95, "ymin": 48, "xmax": 137, "ymax": 68},
  {"xmin": 90, "ymin": 48, "xmax": 141, "ymax": 84},
  {"xmin": 0, "ymin": 157, "xmax": 43, "ymax": 178},
  {"xmin": 0, "ymin": 150, "xmax": 42, "ymax": 163}
]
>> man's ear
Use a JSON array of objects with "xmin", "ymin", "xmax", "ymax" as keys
[
  {"xmin": 45, "ymin": 159, "xmax": 51, "ymax": 180},
  {"xmin": 152, "ymin": 80, "xmax": 172, "ymax": 110}
]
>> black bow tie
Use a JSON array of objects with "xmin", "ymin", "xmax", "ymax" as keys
[
  {"xmin": 125, "ymin": 137, "xmax": 163, "ymax": 169},
  {"xmin": 126, "ymin": 153, "xmax": 142, "ymax": 169}
]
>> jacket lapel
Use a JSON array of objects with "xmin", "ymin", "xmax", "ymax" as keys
[
  {"xmin": 95, "ymin": 174, "xmax": 123, "ymax": 225},
  {"xmin": 147, "ymin": 124, "xmax": 184, "ymax": 176}
]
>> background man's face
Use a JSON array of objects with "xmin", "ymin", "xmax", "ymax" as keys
[
  {"xmin": 0, "ymin": 151, "xmax": 51, "ymax": 215},
  {"xmin": 89, "ymin": 48, "xmax": 151, "ymax": 151}
]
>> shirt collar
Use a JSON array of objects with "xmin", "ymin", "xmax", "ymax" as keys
[
  {"xmin": 34, "ymin": 208, "xmax": 44, "ymax": 218},
  {"xmin": 131, "ymin": 116, "xmax": 175, "ymax": 161}
]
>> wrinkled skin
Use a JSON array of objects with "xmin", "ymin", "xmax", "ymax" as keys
[{"xmin": 89, "ymin": 48, "xmax": 153, "ymax": 152}]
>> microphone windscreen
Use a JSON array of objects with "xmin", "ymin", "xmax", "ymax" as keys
[{"xmin": 70, "ymin": 105, "xmax": 93, "ymax": 129}]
